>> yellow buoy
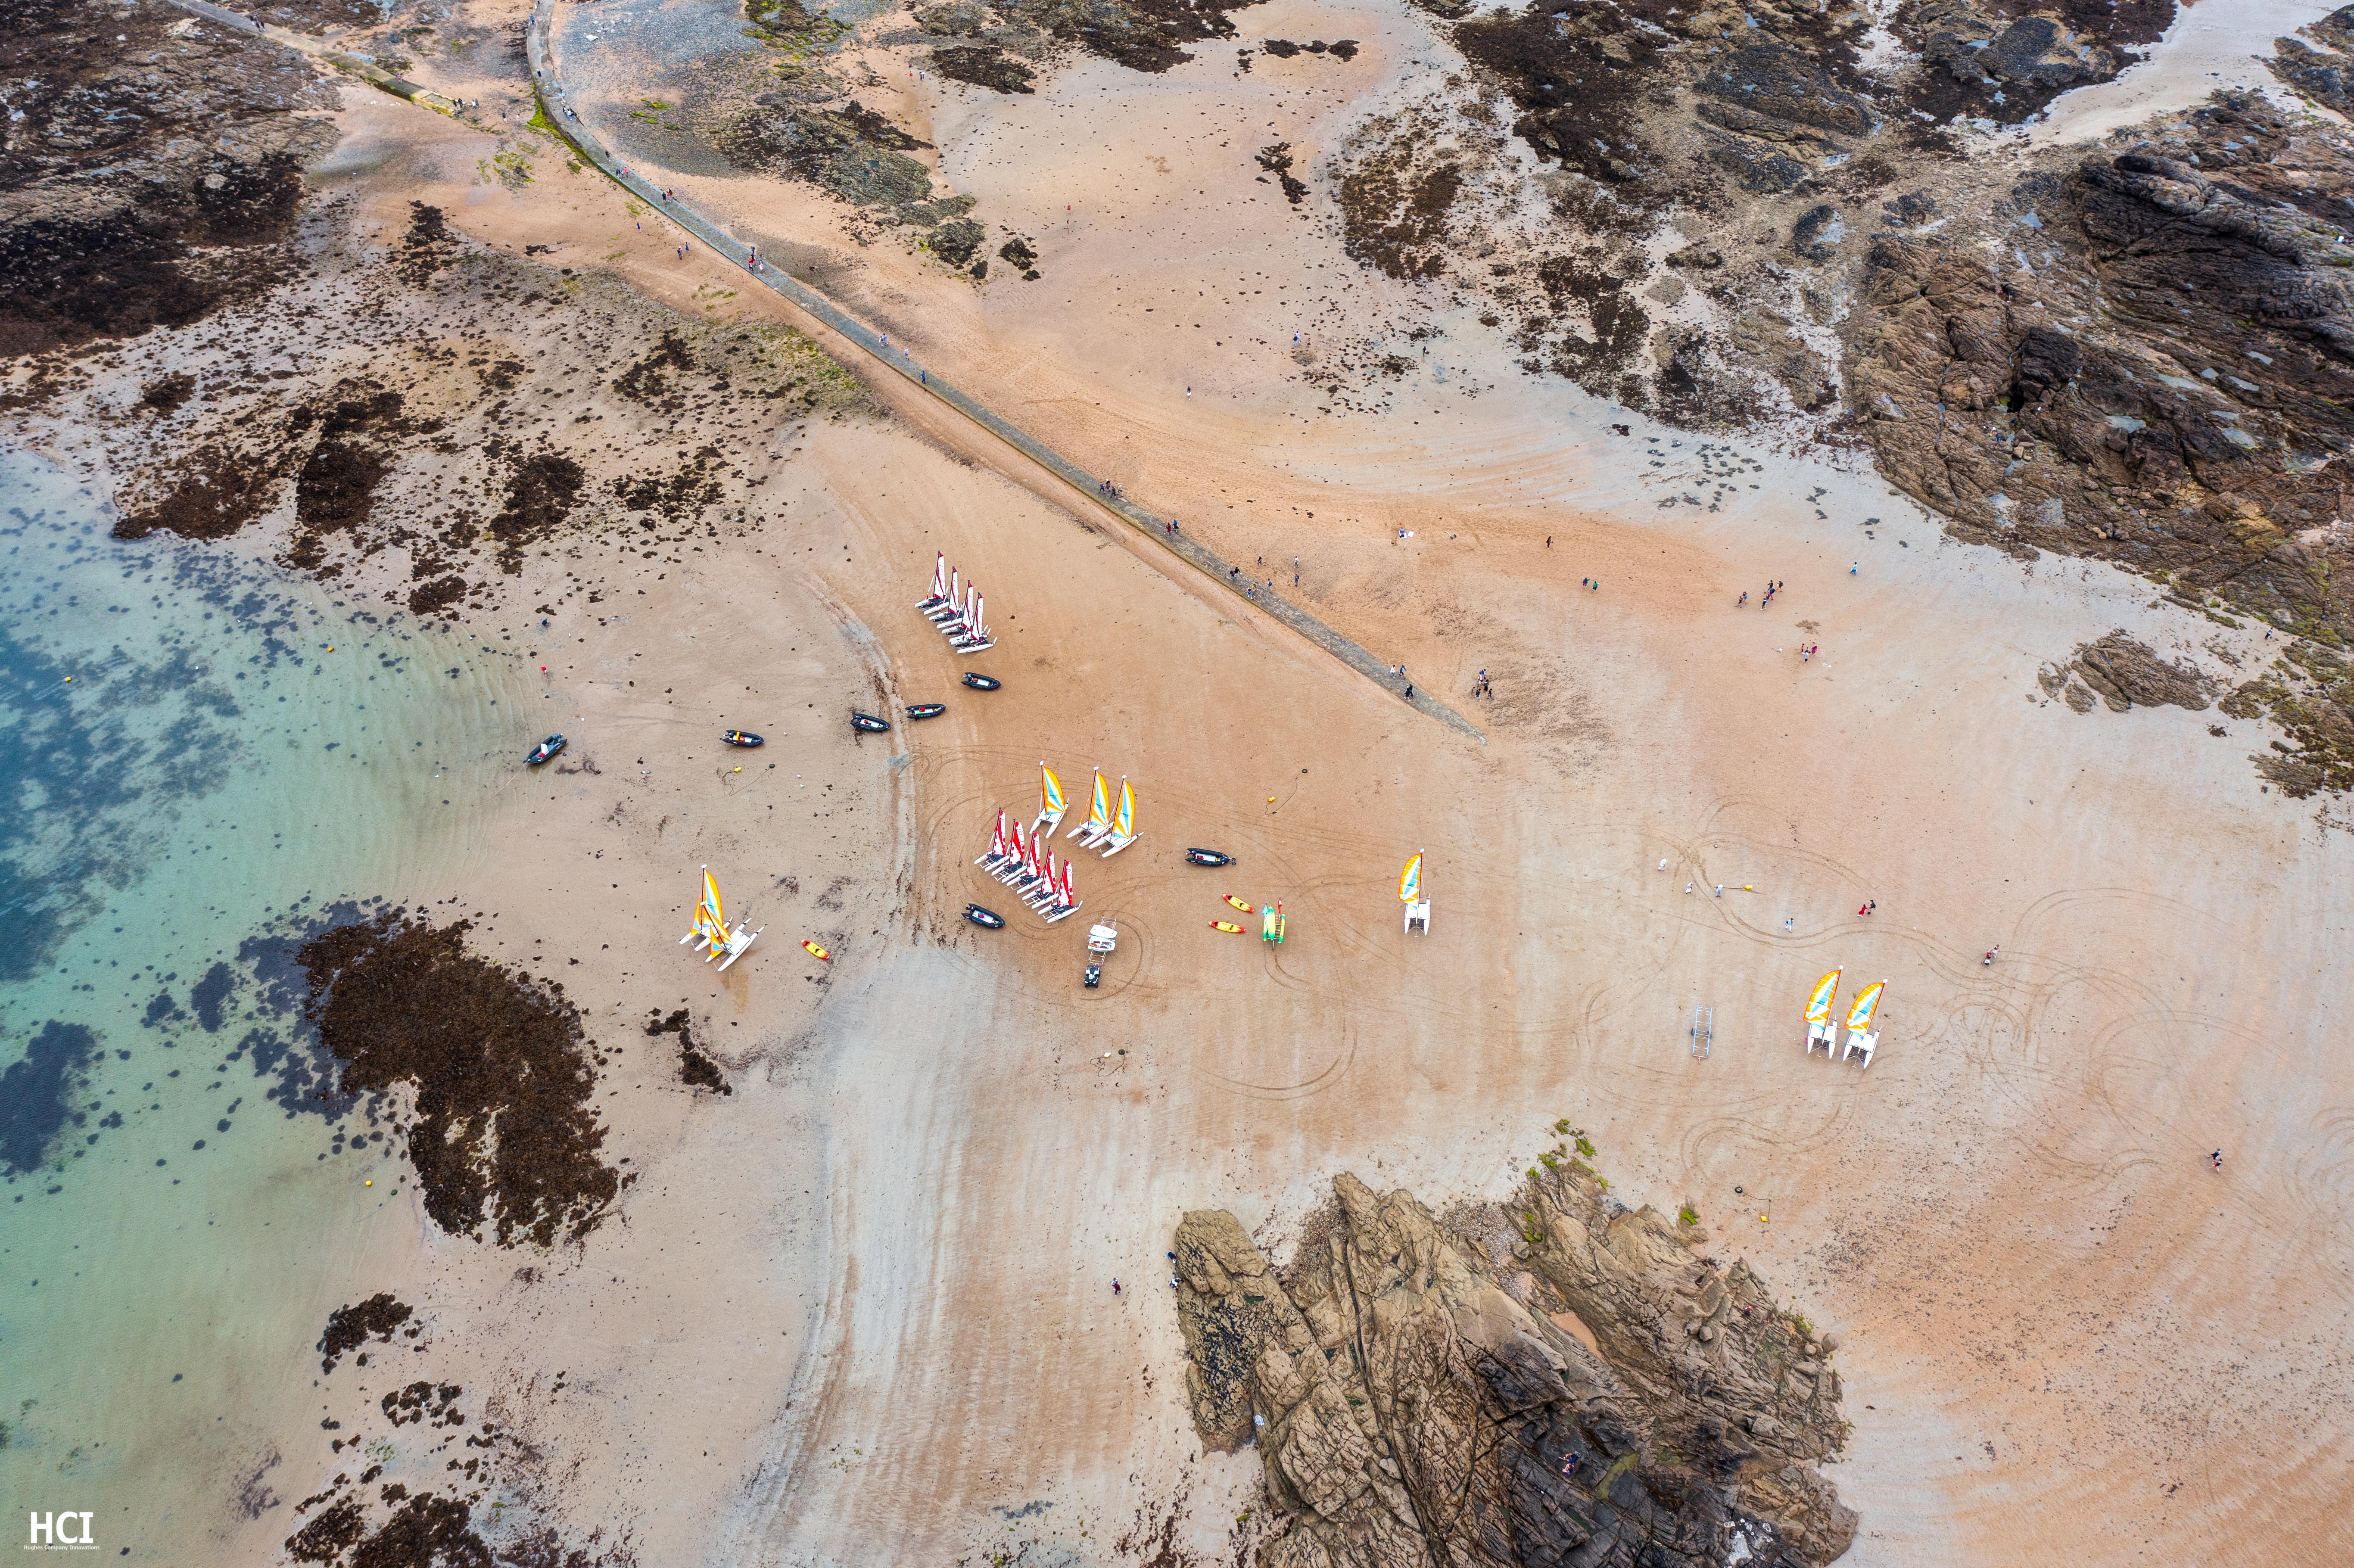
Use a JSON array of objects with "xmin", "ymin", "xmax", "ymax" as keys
[{"xmin": 365, "ymin": 1179, "xmax": 374, "ymax": 1187}]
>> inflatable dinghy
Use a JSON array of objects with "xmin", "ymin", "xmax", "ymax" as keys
[
  {"xmin": 526, "ymin": 734, "xmax": 566, "ymax": 766},
  {"xmin": 906, "ymin": 703, "xmax": 947, "ymax": 722},
  {"xmin": 964, "ymin": 904, "xmax": 1005, "ymax": 930},
  {"xmin": 1186, "ymin": 848, "xmax": 1233, "ymax": 867},
  {"xmin": 851, "ymin": 711, "xmax": 891, "ymax": 734},
  {"xmin": 722, "ymin": 730, "xmax": 764, "ymax": 747},
  {"xmin": 961, "ymin": 672, "xmax": 1001, "ymax": 691}
]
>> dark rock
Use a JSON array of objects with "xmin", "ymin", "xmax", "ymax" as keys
[
  {"xmin": 928, "ymin": 217, "xmax": 987, "ymax": 265},
  {"xmin": 2069, "ymin": 630, "xmax": 2216, "ymax": 712},
  {"xmin": 1792, "ymin": 203, "xmax": 1845, "ymax": 261}
]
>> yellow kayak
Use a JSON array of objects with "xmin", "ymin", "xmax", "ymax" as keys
[
  {"xmin": 1210, "ymin": 921, "xmax": 1246, "ymax": 934},
  {"xmin": 801, "ymin": 940, "xmax": 831, "ymax": 961},
  {"xmin": 1224, "ymin": 894, "xmax": 1253, "ymax": 912}
]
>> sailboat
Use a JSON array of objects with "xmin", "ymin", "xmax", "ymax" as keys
[
  {"xmin": 679, "ymin": 866, "xmax": 761, "ymax": 970},
  {"xmin": 949, "ymin": 592, "xmax": 994, "ymax": 653},
  {"xmin": 1067, "ymin": 769, "xmax": 1112, "ymax": 845},
  {"xmin": 1034, "ymin": 761, "xmax": 1067, "ymax": 836},
  {"xmin": 916, "ymin": 552, "xmax": 950, "ymax": 610},
  {"xmin": 1400, "ymin": 849, "xmax": 1429, "ymax": 934},
  {"xmin": 1098, "ymin": 777, "xmax": 1138, "ymax": 857},
  {"xmin": 1043, "ymin": 856, "xmax": 1081, "ymax": 924},
  {"xmin": 1805, "ymin": 968, "xmax": 1841, "ymax": 1055},
  {"xmin": 1842, "ymin": 979, "xmax": 1886, "ymax": 1067}
]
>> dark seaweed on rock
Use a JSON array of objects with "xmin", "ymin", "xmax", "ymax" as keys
[
  {"xmin": 0, "ymin": 0, "xmax": 337, "ymax": 357},
  {"xmin": 318, "ymin": 1292, "xmax": 413, "ymax": 1373},
  {"xmin": 298, "ymin": 912, "xmax": 619, "ymax": 1249},
  {"xmin": 993, "ymin": 0, "xmax": 1270, "ymax": 74},
  {"xmin": 647, "ymin": 1008, "xmax": 732, "ymax": 1095},
  {"xmin": 929, "ymin": 44, "xmax": 1037, "ymax": 93}
]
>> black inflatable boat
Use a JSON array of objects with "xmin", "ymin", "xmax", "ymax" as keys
[
  {"xmin": 851, "ymin": 711, "xmax": 890, "ymax": 734},
  {"xmin": 722, "ymin": 729, "xmax": 764, "ymax": 747},
  {"xmin": 906, "ymin": 703, "xmax": 947, "ymax": 722},
  {"xmin": 964, "ymin": 904, "xmax": 1006, "ymax": 929},
  {"xmin": 1185, "ymin": 848, "xmax": 1233, "ymax": 867},
  {"xmin": 961, "ymin": 672, "xmax": 1001, "ymax": 691},
  {"xmin": 526, "ymin": 734, "xmax": 566, "ymax": 765}
]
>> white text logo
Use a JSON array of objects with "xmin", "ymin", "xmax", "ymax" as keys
[{"xmin": 24, "ymin": 1514, "xmax": 95, "ymax": 1552}]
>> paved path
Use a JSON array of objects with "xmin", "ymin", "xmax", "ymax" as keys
[{"xmin": 177, "ymin": 0, "xmax": 1486, "ymax": 742}]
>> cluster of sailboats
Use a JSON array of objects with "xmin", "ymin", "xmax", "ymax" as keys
[
  {"xmin": 969, "ymin": 763, "xmax": 1143, "ymax": 925},
  {"xmin": 1803, "ymin": 968, "xmax": 1884, "ymax": 1068},
  {"xmin": 915, "ymin": 553, "xmax": 995, "ymax": 653}
]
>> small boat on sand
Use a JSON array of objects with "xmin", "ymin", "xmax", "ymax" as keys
[
  {"xmin": 964, "ymin": 904, "xmax": 1006, "ymax": 930},
  {"xmin": 852, "ymin": 711, "xmax": 890, "ymax": 734},
  {"xmin": 722, "ymin": 730, "xmax": 764, "ymax": 747},
  {"xmin": 527, "ymin": 734, "xmax": 566, "ymax": 766},
  {"xmin": 906, "ymin": 703, "xmax": 947, "ymax": 722},
  {"xmin": 962, "ymin": 672, "xmax": 1001, "ymax": 691},
  {"xmin": 1186, "ymin": 848, "xmax": 1232, "ymax": 867}
]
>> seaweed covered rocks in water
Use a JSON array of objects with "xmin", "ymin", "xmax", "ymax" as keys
[
  {"xmin": 318, "ymin": 1292, "xmax": 413, "ymax": 1373},
  {"xmin": 298, "ymin": 913, "xmax": 619, "ymax": 1248},
  {"xmin": 0, "ymin": 1021, "xmax": 99, "ymax": 1176},
  {"xmin": 1173, "ymin": 1170, "xmax": 1854, "ymax": 1568},
  {"xmin": 647, "ymin": 1008, "xmax": 732, "ymax": 1095}
]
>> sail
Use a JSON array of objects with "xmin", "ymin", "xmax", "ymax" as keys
[
  {"xmin": 1805, "ymin": 968, "xmax": 1841, "ymax": 1024},
  {"xmin": 1059, "ymin": 857, "xmax": 1076, "ymax": 905},
  {"xmin": 1113, "ymin": 778, "xmax": 1135, "ymax": 837},
  {"xmin": 1041, "ymin": 763, "xmax": 1067, "ymax": 817},
  {"xmin": 1846, "ymin": 980, "xmax": 1885, "ymax": 1033},
  {"xmin": 1399, "ymin": 851, "xmax": 1423, "ymax": 904},
  {"xmin": 967, "ymin": 594, "xmax": 986, "ymax": 638},
  {"xmin": 1008, "ymin": 820, "xmax": 1028, "ymax": 867},
  {"xmin": 928, "ymin": 553, "xmax": 947, "ymax": 599},
  {"xmin": 989, "ymin": 809, "xmax": 1009, "ymax": 859},
  {"xmin": 1084, "ymin": 771, "xmax": 1110, "ymax": 831}
]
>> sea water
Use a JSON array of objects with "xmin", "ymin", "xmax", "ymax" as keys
[{"xmin": 0, "ymin": 451, "xmax": 523, "ymax": 1556}]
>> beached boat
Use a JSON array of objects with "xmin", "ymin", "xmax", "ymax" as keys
[
  {"xmin": 964, "ymin": 904, "xmax": 1005, "ymax": 930},
  {"xmin": 722, "ymin": 729, "xmax": 763, "ymax": 747},
  {"xmin": 962, "ymin": 672, "xmax": 1000, "ymax": 691},
  {"xmin": 851, "ymin": 711, "xmax": 890, "ymax": 734},
  {"xmin": 679, "ymin": 866, "xmax": 760, "ymax": 970},
  {"xmin": 526, "ymin": 734, "xmax": 565, "ymax": 765},
  {"xmin": 1186, "ymin": 848, "xmax": 1232, "ymax": 867},
  {"xmin": 906, "ymin": 703, "xmax": 947, "ymax": 722}
]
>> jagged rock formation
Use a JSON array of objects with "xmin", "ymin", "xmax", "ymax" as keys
[
  {"xmin": 1845, "ymin": 94, "xmax": 2354, "ymax": 643},
  {"xmin": 2039, "ymin": 631, "xmax": 2216, "ymax": 713},
  {"xmin": 1174, "ymin": 1170, "xmax": 1854, "ymax": 1568}
]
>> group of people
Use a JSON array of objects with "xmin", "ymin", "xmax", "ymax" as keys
[
  {"xmin": 1098, "ymin": 479, "xmax": 1125, "ymax": 500},
  {"xmin": 1472, "ymin": 669, "xmax": 1494, "ymax": 700}
]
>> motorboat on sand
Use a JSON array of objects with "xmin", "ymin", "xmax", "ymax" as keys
[
  {"xmin": 1186, "ymin": 848, "xmax": 1232, "ymax": 867},
  {"xmin": 852, "ymin": 711, "xmax": 890, "ymax": 734},
  {"xmin": 527, "ymin": 734, "xmax": 566, "ymax": 765},
  {"xmin": 722, "ymin": 730, "xmax": 763, "ymax": 747}
]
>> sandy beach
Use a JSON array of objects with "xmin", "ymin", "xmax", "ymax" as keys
[{"xmin": 6, "ymin": 0, "xmax": 2354, "ymax": 1562}]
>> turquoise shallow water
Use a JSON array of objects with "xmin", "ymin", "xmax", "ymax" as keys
[{"xmin": 0, "ymin": 451, "xmax": 521, "ymax": 1554}]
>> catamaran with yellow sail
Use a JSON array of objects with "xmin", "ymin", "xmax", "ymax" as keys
[
  {"xmin": 1400, "ymin": 849, "xmax": 1429, "ymax": 933},
  {"xmin": 1803, "ymin": 968, "xmax": 1840, "ymax": 1056},
  {"xmin": 680, "ymin": 866, "xmax": 761, "ymax": 970}
]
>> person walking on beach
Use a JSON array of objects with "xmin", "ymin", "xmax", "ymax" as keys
[
  {"xmin": 2211, "ymin": 1149, "xmax": 2223, "ymax": 1171},
  {"xmin": 1850, "ymin": 562, "xmax": 1858, "ymax": 575},
  {"xmin": 1738, "ymin": 591, "xmax": 1747, "ymax": 606}
]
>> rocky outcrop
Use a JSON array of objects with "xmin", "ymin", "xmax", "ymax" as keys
[
  {"xmin": 0, "ymin": 0, "xmax": 341, "ymax": 358},
  {"xmin": 2041, "ymin": 631, "xmax": 2217, "ymax": 713},
  {"xmin": 1844, "ymin": 93, "xmax": 2354, "ymax": 644},
  {"xmin": 1173, "ymin": 1168, "xmax": 1855, "ymax": 1568}
]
